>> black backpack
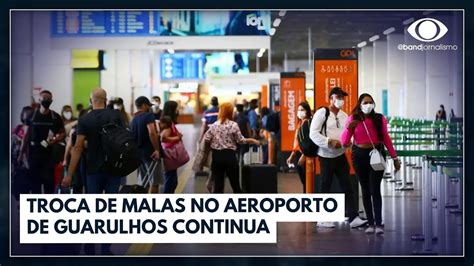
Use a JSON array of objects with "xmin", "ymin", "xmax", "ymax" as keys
[
  {"xmin": 297, "ymin": 107, "xmax": 329, "ymax": 157},
  {"xmin": 265, "ymin": 111, "xmax": 280, "ymax": 133},
  {"xmin": 100, "ymin": 123, "xmax": 140, "ymax": 177}
]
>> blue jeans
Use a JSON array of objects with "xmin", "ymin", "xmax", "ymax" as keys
[
  {"xmin": 164, "ymin": 170, "xmax": 178, "ymax": 193},
  {"xmin": 86, "ymin": 173, "xmax": 122, "ymax": 193},
  {"xmin": 85, "ymin": 173, "xmax": 122, "ymax": 254}
]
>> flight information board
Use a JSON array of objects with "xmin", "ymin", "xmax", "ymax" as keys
[
  {"xmin": 51, "ymin": 11, "xmax": 161, "ymax": 36},
  {"xmin": 160, "ymin": 53, "xmax": 206, "ymax": 80},
  {"xmin": 51, "ymin": 11, "xmax": 271, "ymax": 37}
]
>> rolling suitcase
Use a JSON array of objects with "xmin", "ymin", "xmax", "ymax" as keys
[
  {"xmin": 241, "ymin": 146, "xmax": 278, "ymax": 193},
  {"xmin": 119, "ymin": 160, "xmax": 158, "ymax": 194}
]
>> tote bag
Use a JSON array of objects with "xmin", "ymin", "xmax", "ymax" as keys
[
  {"xmin": 362, "ymin": 121, "xmax": 386, "ymax": 171},
  {"xmin": 162, "ymin": 124, "xmax": 190, "ymax": 171}
]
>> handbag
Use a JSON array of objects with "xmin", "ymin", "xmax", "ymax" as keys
[
  {"xmin": 162, "ymin": 125, "xmax": 190, "ymax": 171},
  {"xmin": 362, "ymin": 121, "xmax": 386, "ymax": 171}
]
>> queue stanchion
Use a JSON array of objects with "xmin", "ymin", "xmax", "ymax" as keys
[
  {"xmin": 435, "ymin": 164, "xmax": 446, "ymax": 254},
  {"xmin": 396, "ymin": 155, "xmax": 414, "ymax": 191},
  {"xmin": 449, "ymin": 166, "xmax": 463, "ymax": 214},
  {"xmin": 305, "ymin": 157, "xmax": 315, "ymax": 194},
  {"xmin": 389, "ymin": 133, "xmax": 403, "ymax": 184},
  {"xmin": 412, "ymin": 156, "xmax": 437, "ymax": 255}
]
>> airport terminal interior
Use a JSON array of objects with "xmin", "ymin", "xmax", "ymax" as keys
[{"xmin": 10, "ymin": 10, "xmax": 463, "ymax": 256}]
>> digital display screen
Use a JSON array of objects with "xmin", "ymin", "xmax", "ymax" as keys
[
  {"xmin": 204, "ymin": 52, "xmax": 250, "ymax": 75},
  {"xmin": 51, "ymin": 11, "xmax": 271, "ymax": 37},
  {"xmin": 160, "ymin": 53, "xmax": 206, "ymax": 80}
]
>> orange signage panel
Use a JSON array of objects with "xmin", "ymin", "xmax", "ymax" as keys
[
  {"xmin": 280, "ymin": 72, "xmax": 306, "ymax": 152},
  {"xmin": 314, "ymin": 49, "xmax": 359, "ymax": 176}
]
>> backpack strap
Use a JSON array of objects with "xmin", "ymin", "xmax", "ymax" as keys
[{"xmin": 320, "ymin": 107, "xmax": 330, "ymax": 136}]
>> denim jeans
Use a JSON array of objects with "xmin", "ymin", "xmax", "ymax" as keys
[
  {"xmin": 163, "ymin": 169, "xmax": 178, "ymax": 193},
  {"xmin": 85, "ymin": 173, "xmax": 122, "ymax": 254}
]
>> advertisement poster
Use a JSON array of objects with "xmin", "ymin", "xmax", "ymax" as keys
[
  {"xmin": 314, "ymin": 48, "xmax": 359, "ymax": 175},
  {"xmin": 280, "ymin": 72, "xmax": 306, "ymax": 152}
]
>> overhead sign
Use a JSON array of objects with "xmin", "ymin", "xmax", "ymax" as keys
[
  {"xmin": 313, "ymin": 48, "xmax": 358, "ymax": 115},
  {"xmin": 280, "ymin": 72, "xmax": 306, "ymax": 152},
  {"xmin": 51, "ymin": 11, "xmax": 271, "ymax": 37},
  {"xmin": 160, "ymin": 53, "xmax": 206, "ymax": 80}
]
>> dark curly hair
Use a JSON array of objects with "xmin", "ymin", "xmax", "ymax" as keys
[{"xmin": 351, "ymin": 93, "xmax": 383, "ymax": 142}]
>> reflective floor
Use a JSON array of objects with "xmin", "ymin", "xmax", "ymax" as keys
[{"xmin": 10, "ymin": 123, "xmax": 463, "ymax": 256}]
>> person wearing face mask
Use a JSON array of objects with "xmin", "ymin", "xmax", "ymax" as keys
[
  {"xmin": 61, "ymin": 105, "xmax": 76, "ymax": 125},
  {"xmin": 152, "ymin": 96, "xmax": 163, "ymax": 120},
  {"xmin": 130, "ymin": 96, "xmax": 164, "ymax": 194},
  {"xmin": 341, "ymin": 93, "xmax": 401, "ymax": 235},
  {"xmin": 18, "ymin": 90, "xmax": 66, "ymax": 194},
  {"xmin": 287, "ymin": 101, "xmax": 312, "ymax": 192},
  {"xmin": 113, "ymin": 97, "xmax": 132, "ymax": 127},
  {"xmin": 309, "ymin": 87, "xmax": 367, "ymax": 229}
]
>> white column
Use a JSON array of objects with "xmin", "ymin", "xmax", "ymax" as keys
[
  {"xmin": 387, "ymin": 34, "xmax": 405, "ymax": 117},
  {"xmin": 372, "ymin": 40, "xmax": 387, "ymax": 111},
  {"xmin": 100, "ymin": 49, "xmax": 117, "ymax": 95},
  {"xmin": 115, "ymin": 50, "xmax": 131, "ymax": 109},
  {"xmin": 425, "ymin": 16, "xmax": 451, "ymax": 119},
  {"xmin": 404, "ymin": 28, "xmax": 426, "ymax": 119},
  {"xmin": 32, "ymin": 11, "xmax": 72, "ymax": 114},
  {"xmin": 450, "ymin": 12, "xmax": 463, "ymax": 118},
  {"xmin": 12, "ymin": 12, "xmax": 33, "ymax": 126},
  {"xmin": 360, "ymin": 46, "xmax": 373, "ymax": 96}
]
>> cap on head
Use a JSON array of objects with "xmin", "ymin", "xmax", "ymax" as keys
[
  {"xmin": 329, "ymin": 87, "xmax": 348, "ymax": 97},
  {"xmin": 135, "ymin": 96, "xmax": 152, "ymax": 108}
]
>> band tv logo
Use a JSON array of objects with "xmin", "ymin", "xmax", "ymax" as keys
[
  {"xmin": 407, "ymin": 18, "xmax": 448, "ymax": 42},
  {"xmin": 246, "ymin": 13, "xmax": 267, "ymax": 31}
]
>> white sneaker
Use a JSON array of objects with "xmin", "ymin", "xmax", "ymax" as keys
[
  {"xmin": 350, "ymin": 217, "xmax": 368, "ymax": 228},
  {"xmin": 365, "ymin": 226, "xmax": 375, "ymax": 234},
  {"xmin": 317, "ymin": 222, "xmax": 336, "ymax": 228},
  {"xmin": 375, "ymin": 226, "xmax": 384, "ymax": 234}
]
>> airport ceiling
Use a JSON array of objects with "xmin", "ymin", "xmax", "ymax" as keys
[{"xmin": 265, "ymin": 10, "xmax": 442, "ymax": 60}]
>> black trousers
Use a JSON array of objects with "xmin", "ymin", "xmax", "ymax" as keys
[
  {"xmin": 211, "ymin": 149, "xmax": 242, "ymax": 193},
  {"xmin": 352, "ymin": 145, "xmax": 385, "ymax": 226},
  {"xmin": 295, "ymin": 152, "xmax": 306, "ymax": 193},
  {"xmin": 28, "ymin": 147, "xmax": 55, "ymax": 194},
  {"xmin": 319, "ymin": 154, "xmax": 358, "ymax": 220}
]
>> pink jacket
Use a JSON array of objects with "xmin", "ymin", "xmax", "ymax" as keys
[{"xmin": 341, "ymin": 115, "xmax": 397, "ymax": 158}]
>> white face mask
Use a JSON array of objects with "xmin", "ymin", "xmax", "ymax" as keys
[
  {"xmin": 297, "ymin": 110, "xmax": 306, "ymax": 120},
  {"xmin": 334, "ymin": 99, "xmax": 344, "ymax": 109},
  {"xmin": 63, "ymin": 111, "xmax": 72, "ymax": 120},
  {"xmin": 114, "ymin": 104, "xmax": 122, "ymax": 110},
  {"xmin": 361, "ymin": 103, "xmax": 375, "ymax": 114}
]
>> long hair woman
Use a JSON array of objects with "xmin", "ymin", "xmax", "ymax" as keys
[
  {"xmin": 203, "ymin": 102, "xmax": 261, "ymax": 193},
  {"xmin": 341, "ymin": 93, "xmax": 400, "ymax": 234},
  {"xmin": 286, "ymin": 101, "xmax": 312, "ymax": 192},
  {"xmin": 160, "ymin": 100, "xmax": 183, "ymax": 193}
]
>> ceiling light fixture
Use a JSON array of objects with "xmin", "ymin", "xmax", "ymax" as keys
[
  {"xmin": 273, "ymin": 18, "xmax": 281, "ymax": 27},
  {"xmin": 383, "ymin": 27, "xmax": 396, "ymax": 35},
  {"xmin": 357, "ymin": 41, "xmax": 367, "ymax": 48},
  {"xmin": 403, "ymin": 17, "xmax": 415, "ymax": 25},
  {"xmin": 369, "ymin": 35, "xmax": 380, "ymax": 42}
]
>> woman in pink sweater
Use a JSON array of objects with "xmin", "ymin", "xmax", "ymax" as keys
[{"xmin": 341, "ymin": 93, "xmax": 401, "ymax": 235}]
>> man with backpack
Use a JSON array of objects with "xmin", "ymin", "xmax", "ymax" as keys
[
  {"xmin": 62, "ymin": 88, "xmax": 132, "ymax": 255},
  {"xmin": 130, "ymin": 96, "xmax": 163, "ymax": 194},
  {"xmin": 309, "ymin": 87, "xmax": 367, "ymax": 229}
]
